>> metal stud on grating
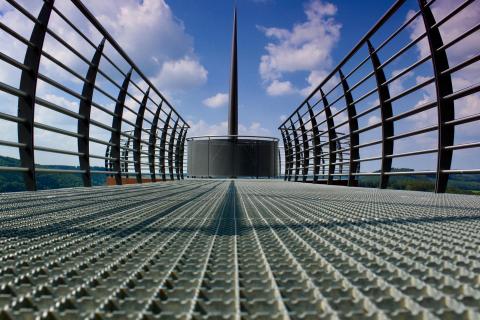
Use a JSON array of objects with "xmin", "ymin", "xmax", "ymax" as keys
[{"xmin": 0, "ymin": 180, "xmax": 479, "ymax": 319}]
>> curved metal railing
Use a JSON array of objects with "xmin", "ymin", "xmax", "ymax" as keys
[
  {"xmin": 0, "ymin": 0, "xmax": 189, "ymax": 190},
  {"xmin": 279, "ymin": 0, "xmax": 480, "ymax": 192}
]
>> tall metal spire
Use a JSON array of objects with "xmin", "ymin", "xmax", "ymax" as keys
[{"xmin": 228, "ymin": 6, "xmax": 238, "ymax": 136}]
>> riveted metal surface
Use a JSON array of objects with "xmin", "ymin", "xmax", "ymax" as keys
[{"xmin": 1, "ymin": 180, "xmax": 479, "ymax": 319}]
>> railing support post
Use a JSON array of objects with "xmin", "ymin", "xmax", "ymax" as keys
[
  {"xmin": 78, "ymin": 38, "xmax": 105, "ymax": 187},
  {"xmin": 367, "ymin": 40, "xmax": 394, "ymax": 189},
  {"xmin": 320, "ymin": 89, "xmax": 337, "ymax": 185},
  {"xmin": 111, "ymin": 71, "xmax": 132, "ymax": 185},
  {"xmin": 339, "ymin": 70, "xmax": 359, "ymax": 186},
  {"xmin": 290, "ymin": 119, "xmax": 301, "ymax": 182},
  {"xmin": 134, "ymin": 88, "xmax": 150, "ymax": 183},
  {"xmin": 297, "ymin": 111, "xmax": 309, "ymax": 182},
  {"xmin": 160, "ymin": 111, "xmax": 172, "ymax": 181},
  {"xmin": 168, "ymin": 118, "xmax": 179, "ymax": 180},
  {"xmin": 17, "ymin": 0, "xmax": 54, "ymax": 191},
  {"xmin": 418, "ymin": 0, "xmax": 454, "ymax": 193},
  {"xmin": 284, "ymin": 126, "xmax": 294, "ymax": 181},
  {"xmin": 148, "ymin": 101, "xmax": 163, "ymax": 182},
  {"xmin": 280, "ymin": 129, "xmax": 289, "ymax": 181},
  {"xmin": 306, "ymin": 102, "xmax": 320, "ymax": 182},
  {"xmin": 179, "ymin": 128, "xmax": 187, "ymax": 179},
  {"xmin": 175, "ymin": 125, "xmax": 185, "ymax": 180}
]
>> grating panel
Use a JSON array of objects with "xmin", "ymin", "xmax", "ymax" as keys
[{"xmin": 0, "ymin": 180, "xmax": 479, "ymax": 319}]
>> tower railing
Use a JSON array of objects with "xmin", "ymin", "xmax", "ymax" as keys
[
  {"xmin": 0, "ymin": 0, "xmax": 189, "ymax": 190},
  {"xmin": 279, "ymin": 0, "xmax": 480, "ymax": 193}
]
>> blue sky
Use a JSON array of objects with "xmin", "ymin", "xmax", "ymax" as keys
[
  {"xmin": 0, "ymin": 0, "xmax": 478, "ymax": 174},
  {"xmin": 165, "ymin": 0, "xmax": 397, "ymax": 136}
]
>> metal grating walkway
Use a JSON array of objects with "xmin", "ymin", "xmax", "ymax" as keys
[{"xmin": 0, "ymin": 180, "xmax": 479, "ymax": 319}]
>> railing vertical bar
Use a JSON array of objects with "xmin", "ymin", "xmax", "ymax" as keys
[
  {"xmin": 339, "ymin": 70, "xmax": 360, "ymax": 186},
  {"xmin": 297, "ymin": 112, "xmax": 309, "ymax": 182},
  {"xmin": 134, "ymin": 88, "xmax": 150, "ymax": 183},
  {"xmin": 148, "ymin": 100, "xmax": 163, "ymax": 182},
  {"xmin": 280, "ymin": 129, "xmax": 289, "ymax": 181},
  {"xmin": 110, "ymin": 70, "xmax": 132, "ymax": 185},
  {"xmin": 17, "ymin": 0, "xmax": 54, "ymax": 191},
  {"xmin": 367, "ymin": 40, "xmax": 394, "ymax": 189},
  {"xmin": 175, "ymin": 125, "xmax": 185, "ymax": 180},
  {"xmin": 160, "ymin": 111, "xmax": 172, "ymax": 181},
  {"xmin": 289, "ymin": 119, "xmax": 301, "ymax": 182},
  {"xmin": 418, "ymin": 0, "xmax": 454, "ymax": 193},
  {"xmin": 179, "ymin": 128, "xmax": 187, "ymax": 179},
  {"xmin": 168, "ymin": 118, "xmax": 179, "ymax": 181},
  {"xmin": 320, "ymin": 89, "xmax": 338, "ymax": 185},
  {"xmin": 307, "ymin": 102, "xmax": 321, "ymax": 183},
  {"xmin": 78, "ymin": 38, "xmax": 105, "ymax": 187}
]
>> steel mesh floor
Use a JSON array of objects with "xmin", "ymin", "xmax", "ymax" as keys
[{"xmin": 0, "ymin": 180, "xmax": 479, "ymax": 319}]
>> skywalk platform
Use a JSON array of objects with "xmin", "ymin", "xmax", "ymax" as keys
[{"xmin": 0, "ymin": 180, "xmax": 479, "ymax": 319}]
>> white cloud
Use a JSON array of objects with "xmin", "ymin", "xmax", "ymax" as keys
[
  {"xmin": 258, "ymin": 0, "xmax": 341, "ymax": 95},
  {"xmin": 241, "ymin": 122, "xmax": 271, "ymax": 136},
  {"xmin": 389, "ymin": 69, "xmax": 414, "ymax": 96},
  {"xmin": 202, "ymin": 93, "xmax": 229, "ymax": 108},
  {"xmin": 187, "ymin": 120, "xmax": 271, "ymax": 137},
  {"xmin": 0, "ymin": 0, "xmax": 207, "ymax": 93},
  {"xmin": 280, "ymin": 114, "xmax": 287, "ymax": 121},
  {"xmin": 152, "ymin": 57, "xmax": 207, "ymax": 91},
  {"xmin": 89, "ymin": 0, "xmax": 195, "ymax": 72},
  {"xmin": 300, "ymin": 69, "xmax": 336, "ymax": 96},
  {"xmin": 368, "ymin": 115, "xmax": 381, "ymax": 126},
  {"xmin": 266, "ymin": 80, "xmax": 296, "ymax": 96}
]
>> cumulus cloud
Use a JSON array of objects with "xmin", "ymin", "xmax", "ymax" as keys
[
  {"xmin": 152, "ymin": 57, "xmax": 207, "ymax": 91},
  {"xmin": 202, "ymin": 93, "xmax": 229, "ymax": 108},
  {"xmin": 367, "ymin": 115, "xmax": 381, "ymax": 126},
  {"xmin": 258, "ymin": 0, "xmax": 341, "ymax": 96},
  {"xmin": 266, "ymin": 80, "xmax": 296, "ymax": 96},
  {"xmin": 187, "ymin": 120, "xmax": 271, "ymax": 137},
  {"xmin": 89, "ymin": 0, "xmax": 208, "ymax": 91},
  {"xmin": 1, "ymin": 0, "xmax": 207, "ymax": 92}
]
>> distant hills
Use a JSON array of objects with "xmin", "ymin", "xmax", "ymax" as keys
[
  {"xmin": 358, "ymin": 168, "xmax": 480, "ymax": 195},
  {"xmin": 1, "ymin": 155, "xmax": 479, "ymax": 194},
  {"xmin": 0, "ymin": 156, "xmax": 107, "ymax": 192}
]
